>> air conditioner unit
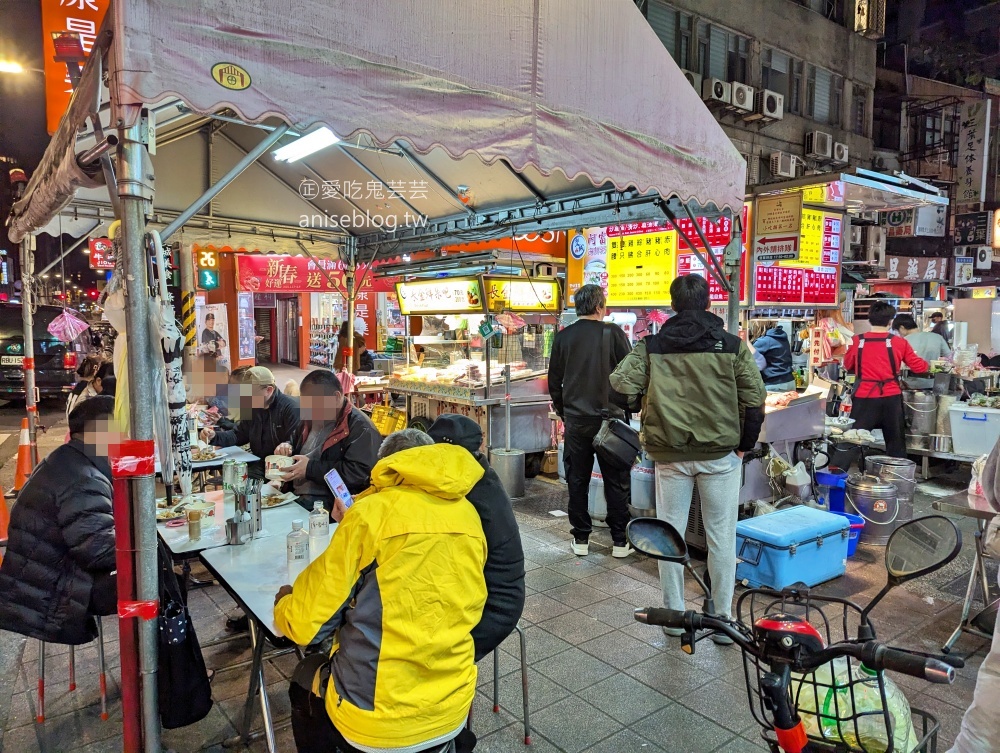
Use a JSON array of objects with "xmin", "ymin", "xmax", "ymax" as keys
[
  {"xmin": 769, "ymin": 151, "xmax": 796, "ymax": 179},
  {"xmin": 975, "ymin": 246, "xmax": 993, "ymax": 271},
  {"xmin": 749, "ymin": 89, "xmax": 784, "ymax": 122},
  {"xmin": 865, "ymin": 226, "xmax": 886, "ymax": 267},
  {"xmin": 805, "ymin": 130, "xmax": 833, "ymax": 160},
  {"xmin": 850, "ymin": 225, "xmax": 863, "ymax": 245},
  {"xmin": 741, "ymin": 153, "xmax": 760, "ymax": 185},
  {"xmin": 681, "ymin": 69, "xmax": 702, "ymax": 90},
  {"xmin": 729, "ymin": 82, "xmax": 754, "ymax": 112},
  {"xmin": 832, "ymin": 142, "xmax": 849, "ymax": 164},
  {"xmin": 857, "ymin": 211, "xmax": 879, "ymax": 225},
  {"xmin": 702, "ymin": 78, "xmax": 732, "ymax": 106}
]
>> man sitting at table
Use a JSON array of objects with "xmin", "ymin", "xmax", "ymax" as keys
[
  {"xmin": 274, "ymin": 429, "xmax": 486, "ymax": 753},
  {"xmin": 0, "ymin": 396, "xmax": 121, "ymax": 644},
  {"xmin": 273, "ymin": 369, "xmax": 380, "ymax": 511},
  {"xmin": 201, "ymin": 366, "xmax": 299, "ymax": 479}
]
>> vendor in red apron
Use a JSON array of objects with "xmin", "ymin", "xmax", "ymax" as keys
[{"xmin": 843, "ymin": 300, "xmax": 929, "ymax": 458}]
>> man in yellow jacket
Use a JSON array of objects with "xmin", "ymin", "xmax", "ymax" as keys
[{"xmin": 274, "ymin": 429, "xmax": 487, "ymax": 753}]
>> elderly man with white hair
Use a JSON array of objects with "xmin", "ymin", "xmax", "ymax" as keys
[{"xmin": 274, "ymin": 428, "xmax": 487, "ymax": 753}]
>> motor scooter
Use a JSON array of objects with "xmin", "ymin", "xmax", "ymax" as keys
[{"xmin": 626, "ymin": 515, "xmax": 965, "ymax": 753}]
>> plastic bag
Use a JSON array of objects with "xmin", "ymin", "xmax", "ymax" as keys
[
  {"xmin": 753, "ymin": 499, "xmax": 778, "ymax": 517},
  {"xmin": 971, "ymin": 454, "xmax": 988, "ymax": 498},
  {"xmin": 47, "ymin": 309, "xmax": 90, "ymax": 342}
]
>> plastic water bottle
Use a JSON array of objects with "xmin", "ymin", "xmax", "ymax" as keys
[
  {"xmin": 797, "ymin": 661, "xmax": 918, "ymax": 753},
  {"xmin": 309, "ymin": 501, "xmax": 330, "ymax": 558},
  {"xmin": 286, "ymin": 520, "xmax": 309, "ymax": 581}
]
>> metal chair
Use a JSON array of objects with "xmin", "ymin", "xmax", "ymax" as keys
[
  {"xmin": 486, "ymin": 624, "xmax": 531, "ymax": 745},
  {"xmin": 36, "ymin": 617, "xmax": 108, "ymax": 723}
]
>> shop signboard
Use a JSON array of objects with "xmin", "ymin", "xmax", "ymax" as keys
[
  {"xmin": 752, "ymin": 264, "xmax": 839, "ymax": 305},
  {"xmin": 993, "ymin": 209, "xmax": 1000, "ymax": 251},
  {"xmin": 954, "ymin": 257, "xmax": 976, "ymax": 286},
  {"xmin": 40, "ymin": 0, "xmax": 111, "ymax": 134},
  {"xmin": 395, "ymin": 278, "xmax": 486, "ymax": 315},
  {"xmin": 754, "ymin": 193, "xmax": 803, "ymax": 261},
  {"xmin": 88, "ymin": 238, "xmax": 115, "ymax": 270},
  {"xmin": 954, "ymin": 212, "xmax": 992, "ymax": 246},
  {"xmin": 235, "ymin": 254, "xmax": 398, "ymax": 294},
  {"xmin": 885, "ymin": 256, "xmax": 949, "ymax": 282},
  {"xmin": 956, "ymin": 99, "xmax": 992, "ymax": 205},
  {"xmin": 973, "ymin": 287, "xmax": 997, "ymax": 299},
  {"xmin": 915, "ymin": 205, "xmax": 947, "ymax": 237},
  {"xmin": 605, "ymin": 225, "xmax": 677, "ymax": 306},
  {"xmin": 253, "ymin": 293, "xmax": 277, "ymax": 308},
  {"xmin": 236, "ymin": 292, "xmax": 256, "ymax": 361},
  {"xmin": 482, "ymin": 277, "xmax": 560, "ymax": 313}
]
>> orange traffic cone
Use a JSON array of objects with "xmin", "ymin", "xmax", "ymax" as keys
[{"xmin": 13, "ymin": 419, "xmax": 34, "ymax": 492}]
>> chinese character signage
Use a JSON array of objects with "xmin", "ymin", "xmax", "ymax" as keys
[
  {"xmin": 40, "ymin": 0, "xmax": 110, "ymax": 134},
  {"xmin": 954, "ymin": 212, "xmax": 992, "ymax": 246},
  {"xmin": 954, "ymin": 257, "xmax": 975, "ymax": 286},
  {"xmin": 957, "ymin": 100, "xmax": 992, "ymax": 205},
  {"xmin": 482, "ymin": 277, "xmax": 560, "ymax": 313},
  {"xmin": 234, "ymin": 253, "xmax": 397, "ymax": 294},
  {"xmin": 395, "ymin": 278, "xmax": 485, "ymax": 315},
  {"xmin": 754, "ymin": 194, "xmax": 803, "ymax": 261},
  {"xmin": 972, "ymin": 287, "xmax": 997, "ymax": 299},
  {"xmin": 606, "ymin": 226, "xmax": 677, "ymax": 306},
  {"xmin": 885, "ymin": 256, "xmax": 949, "ymax": 282},
  {"xmin": 88, "ymin": 237, "xmax": 114, "ymax": 270}
]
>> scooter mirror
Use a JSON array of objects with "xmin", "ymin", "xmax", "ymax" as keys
[
  {"xmin": 885, "ymin": 515, "xmax": 962, "ymax": 582},
  {"xmin": 626, "ymin": 518, "xmax": 688, "ymax": 563}
]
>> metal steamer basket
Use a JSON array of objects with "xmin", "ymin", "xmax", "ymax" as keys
[{"xmin": 737, "ymin": 588, "xmax": 939, "ymax": 753}]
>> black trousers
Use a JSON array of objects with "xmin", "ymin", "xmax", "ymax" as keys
[
  {"xmin": 289, "ymin": 675, "xmax": 477, "ymax": 753},
  {"xmin": 852, "ymin": 394, "xmax": 907, "ymax": 458},
  {"xmin": 563, "ymin": 418, "xmax": 631, "ymax": 545}
]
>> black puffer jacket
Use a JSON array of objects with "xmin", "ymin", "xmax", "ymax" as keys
[
  {"xmin": 0, "ymin": 440, "xmax": 116, "ymax": 645},
  {"xmin": 211, "ymin": 390, "xmax": 300, "ymax": 478}
]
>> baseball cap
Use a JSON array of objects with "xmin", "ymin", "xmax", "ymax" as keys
[
  {"xmin": 244, "ymin": 366, "xmax": 276, "ymax": 386},
  {"xmin": 428, "ymin": 414, "xmax": 483, "ymax": 453}
]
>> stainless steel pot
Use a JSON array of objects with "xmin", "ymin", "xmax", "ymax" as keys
[
  {"xmin": 905, "ymin": 433, "xmax": 928, "ymax": 450},
  {"xmin": 929, "ymin": 434, "xmax": 952, "ymax": 453}
]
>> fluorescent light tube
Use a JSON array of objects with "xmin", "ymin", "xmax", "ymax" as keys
[{"xmin": 272, "ymin": 127, "xmax": 340, "ymax": 162}]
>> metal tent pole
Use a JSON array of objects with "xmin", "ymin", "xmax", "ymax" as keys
[
  {"xmin": 725, "ymin": 228, "xmax": 742, "ymax": 335},
  {"xmin": 345, "ymin": 236, "xmax": 357, "ymax": 376},
  {"xmin": 117, "ymin": 113, "xmax": 161, "ymax": 753},
  {"xmin": 19, "ymin": 238, "xmax": 39, "ymax": 467}
]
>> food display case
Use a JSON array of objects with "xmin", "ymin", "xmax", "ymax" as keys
[{"xmin": 388, "ymin": 276, "xmax": 560, "ymax": 455}]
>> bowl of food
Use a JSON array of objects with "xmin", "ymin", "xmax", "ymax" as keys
[{"xmin": 264, "ymin": 455, "xmax": 294, "ymax": 480}]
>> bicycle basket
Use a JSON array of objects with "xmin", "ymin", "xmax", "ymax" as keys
[{"xmin": 736, "ymin": 588, "xmax": 939, "ymax": 753}]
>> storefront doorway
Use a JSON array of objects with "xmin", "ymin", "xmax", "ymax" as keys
[{"xmin": 277, "ymin": 295, "xmax": 300, "ymax": 365}]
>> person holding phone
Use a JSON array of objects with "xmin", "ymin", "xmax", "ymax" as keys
[{"xmin": 274, "ymin": 369, "xmax": 380, "ymax": 512}]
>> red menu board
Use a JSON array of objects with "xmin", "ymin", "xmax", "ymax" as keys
[
  {"xmin": 673, "ymin": 215, "xmax": 748, "ymax": 303},
  {"xmin": 753, "ymin": 212, "xmax": 842, "ymax": 306}
]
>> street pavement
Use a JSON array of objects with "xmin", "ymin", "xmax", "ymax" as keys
[{"xmin": 0, "ymin": 420, "xmax": 986, "ymax": 752}]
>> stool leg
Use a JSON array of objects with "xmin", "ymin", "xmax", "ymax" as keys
[
  {"xmin": 96, "ymin": 618, "xmax": 108, "ymax": 721},
  {"xmin": 68, "ymin": 645, "xmax": 76, "ymax": 691},
  {"xmin": 516, "ymin": 625, "xmax": 530, "ymax": 745},
  {"xmin": 36, "ymin": 641, "xmax": 45, "ymax": 723},
  {"xmin": 492, "ymin": 647, "xmax": 500, "ymax": 713}
]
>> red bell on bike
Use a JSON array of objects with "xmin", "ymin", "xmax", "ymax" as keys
[{"xmin": 753, "ymin": 614, "xmax": 825, "ymax": 660}]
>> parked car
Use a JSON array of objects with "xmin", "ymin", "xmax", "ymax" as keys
[{"xmin": 0, "ymin": 305, "xmax": 90, "ymax": 399}]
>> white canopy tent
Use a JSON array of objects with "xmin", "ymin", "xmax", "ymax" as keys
[{"xmin": 8, "ymin": 1, "xmax": 745, "ymax": 750}]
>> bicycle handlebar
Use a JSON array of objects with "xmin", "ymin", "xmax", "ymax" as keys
[{"xmin": 633, "ymin": 607, "xmax": 955, "ymax": 685}]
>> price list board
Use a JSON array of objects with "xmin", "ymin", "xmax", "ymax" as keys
[
  {"xmin": 785, "ymin": 211, "xmax": 841, "ymax": 268},
  {"xmin": 606, "ymin": 229, "xmax": 677, "ymax": 306},
  {"xmin": 753, "ymin": 265, "xmax": 839, "ymax": 305}
]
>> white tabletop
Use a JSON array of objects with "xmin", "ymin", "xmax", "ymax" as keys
[
  {"xmin": 200, "ymin": 522, "xmax": 338, "ymax": 642},
  {"xmin": 155, "ymin": 444, "xmax": 260, "ymax": 475},
  {"xmin": 157, "ymin": 490, "xmax": 311, "ymax": 556}
]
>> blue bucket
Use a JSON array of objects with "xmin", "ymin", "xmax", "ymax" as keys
[
  {"xmin": 815, "ymin": 467, "xmax": 849, "ymax": 513},
  {"xmin": 830, "ymin": 511, "xmax": 864, "ymax": 556}
]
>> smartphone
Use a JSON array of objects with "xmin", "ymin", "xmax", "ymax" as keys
[{"xmin": 324, "ymin": 468, "xmax": 354, "ymax": 509}]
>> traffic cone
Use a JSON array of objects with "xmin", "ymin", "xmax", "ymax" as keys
[{"xmin": 13, "ymin": 419, "xmax": 33, "ymax": 492}]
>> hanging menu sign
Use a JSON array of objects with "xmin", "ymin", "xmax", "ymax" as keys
[
  {"xmin": 753, "ymin": 265, "xmax": 839, "ymax": 305},
  {"xmin": 482, "ymin": 277, "xmax": 561, "ymax": 313},
  {"xmin": 605, "ymin": 225, "xmax": 677, "ymax": 306},
  {"xmin": 395, "ymin": 277, "xmax": 486, "ymax": 315}
]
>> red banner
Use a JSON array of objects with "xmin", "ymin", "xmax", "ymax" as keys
[
  {"xmin": 236, "ymin": 255, "xmax": 398, "ymax": 294},
  {"xmin": 89, "ymin": 237, "xmax": 115, "ymax": 270}
]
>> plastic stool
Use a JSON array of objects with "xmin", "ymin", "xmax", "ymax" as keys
[
  {"xmin": 37, "ymin": 617, "xmax": 108, "ymax": 723},
  {"xmin": 491, "ymin": 625, "xmax": 531, "ymax": 745}
]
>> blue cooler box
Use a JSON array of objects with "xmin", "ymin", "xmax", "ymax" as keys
[{"xmin": 736, "ymin": 506, "xmax": 850, "ymax": 589}]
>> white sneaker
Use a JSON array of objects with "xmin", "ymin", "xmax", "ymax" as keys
[
  {"xmin": 612, "ymin": 543, "xmax": 634, "ymax": 558},
  {"xmin": 571, "ymin": 539, "xmax": 589, "ymax": 556}
]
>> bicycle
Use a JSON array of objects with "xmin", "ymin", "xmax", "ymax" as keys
[{"xmin": 627, "ymin": 515, "xmax": 965, "ymax": 752}]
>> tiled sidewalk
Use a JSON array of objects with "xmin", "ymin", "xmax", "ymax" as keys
[{"xmin": 0, "ymin": 477, "xmax": 988, "ymax": 752}]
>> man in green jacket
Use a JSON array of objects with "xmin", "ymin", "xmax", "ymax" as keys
[{"xmin": 611, "ymin": 275, "xmax": 765, "ymax": 642}]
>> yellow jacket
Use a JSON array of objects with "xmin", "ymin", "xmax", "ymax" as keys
[{"xmin": 274, "ymin": 444, "xmax": 487, "ymax": 749}]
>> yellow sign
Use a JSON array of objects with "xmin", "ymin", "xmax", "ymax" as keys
[
  {"xmin": 755, "ymin": 194, "xmax": 803, "ymax": 237},
  {"xmin": 211, "ymin": 62, "xmax": 252, "ymax": 91},
  {"xmin": 395, "ymin": 278, "xmax": 485, "ymax": 315},
  {"xmin": 483, "ymin": 277, "xmax": 560, "ymax": 313},
  {"xmin": 783, "ymin": 210, "xmax": 841, "ymax": 268},
  {"xmin": 606, "ymin": 231, "xmax": 676, "ymax": 306},
  {"xmin": 972, "ymin": 287, "xmax": 997, "ymax": 299}
]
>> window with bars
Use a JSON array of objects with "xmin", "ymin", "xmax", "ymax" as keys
[
  {"xmin": 645, "ymin": 2, "xmax": 748, "ymax": 82},
  {"xmin": 807, "ymin": 65, "xmax": 841, "ymax": 126}
]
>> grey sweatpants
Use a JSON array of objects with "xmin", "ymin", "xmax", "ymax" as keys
[{"xmin": 654, "ymin": 453, "xmax": 742, "ymax": 618}]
